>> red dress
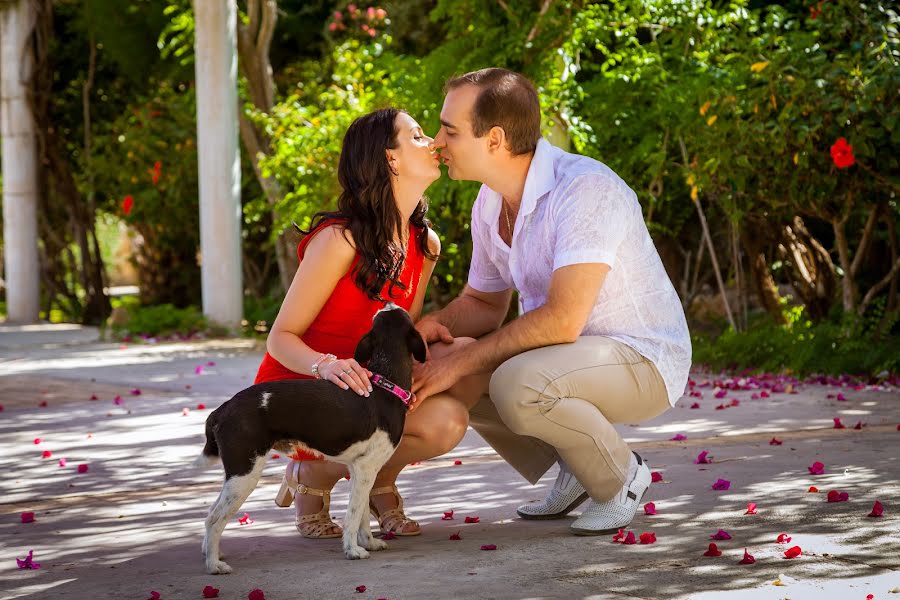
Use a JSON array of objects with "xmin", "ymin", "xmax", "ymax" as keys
[{"xmin": 254, "ymin": 219, "xmax": 426, "ymax": 460}]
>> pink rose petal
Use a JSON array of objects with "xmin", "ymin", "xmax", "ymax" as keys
[
  {"xmin": 16, "ymin": 550, "xmax": 40, "ymax": 569},
  {"xmin": 644, "ymin": 502, "xmax": 657, "ymax": 515},
  {"xmin": 826, "ymin": 490, "xmax": 849, "ymax": 503},
  {"xmin": 480, "ymin": 544, "xmax": 497, "ymax": 550},
  {"xmin": 738, "ymin": 548, "xmax": 756, "ymax": 564},
  {"xmin": 42, "ymin": 450, "xmax": 52, "ymax": 459},
  {"xmin": 33, "ymin": 438, "xmax": 41, "ymax": 445},
  {"xmin": 449, "ymin": 532, "xmax": 461, "ymax": 540},
  {"xmin": 639, "ymin": 532, "xmax": 656, "ymax": 544},
  {"xmin": 197, "ymin": 403, "xmax": 207, "ymax": 410},
  {"xmin": 77, "ymin": 464, "xmax": 89, "ymax": 473},
  {"xmin": 238, "ymin": 513, "xmax": 254, "ymax": 525},
  {"xmin": 712, "ymin": 478, "xmax": 731, "ymax": 491},
  {"xmin": 454, "ymin": 460, "xmax": 462, "ymax": 465},
  {"xmin": 867, "ymin": 500, "xmax": 884, "ymax": 517},
  {"xmin": 710, "ymin": 529, "xmax": 732, "ymax": 540},
  {"xmin": 769, "ymin": 437, "xmax": 783, "ymax": 445},
  {"xmin": 745, "ymin": 503, "xmax": 757, "ymax": 515},
  {"xmin": 380, "ymin": 531, "xmax": 396, "ymax": 540},
  {"xmin": 113, "ymin": 395, "xmax": 123, "ymax": 405},
  {"xmin": 148, "ymin": 593, "xmax": 161, "ymax": 600},
  {"xmin": 612, "ymin": 529, "xmax": 626, "ymax": 542},
  {"xmin": 202, "ymin": 586, "xmax": 220, "ymax": 598},
  {"xmin": 464, "ymin": 516, "xmax": 480, "ymax": 524},
  {"xmin": 836, "ymin": 393, "xmax": 846, "ymax": 401},
  {"xmin": 853, "ymin": 421, "xmax": 865, "ymax": 430},
  {"xmin": 670, "ymin": 433, "xmax": 687, "ymax": 441},
  {"xmin": 651, "ymin": 471, "xmax": 663, "ymax": 483},
  {"xmin": 694, "ymin": 451, "xmax": 712, "ymax": 464},
  {"xmin": 130, "ymin": 388, "xmax": 142, "ymax": 396},
  {"xmin": 622, "ymin": 531, "xmax": 637, "ymax": 545},
  {"xmin": 833, "ymin": 417, "xmax": 846, "ymax": 429},
  {"xmin": 58, "ymin": 458, "xmax": 66, "ymax": 467},
  {"xmin": 690, "ymin": 402, "xmax": 700, "ymax": 409},
  {"xmin": 714, "ymin": 389, "xmax": 727, "ymax": 399},
  {"xmin": 20, "ymin": 512, "xmax": 35, "ymax": 523},
  {"xmin": 195, "ymin": 365, "xmax": 205, "ymax": 375},
  {"xmin": 703, "ymin": 543, "xmax": 722, "ymax": 557},
  {"xmin": 442, "ymin": 510, "xmax": 454, "ymax": 520},
  {"xmin": 182, "ymin": 407, "xmax": 190, "ymax": 416},
  {"xmin": 784, "ymin": 545, "xmax": 802, "ymax": 559},
  {"xmin": 776, "ymin": 533, "xmax": 792, "ymax": 544},
  {"xmin": 248, "ymin": 590, "xmax": 265, "ymax": 600},
  {"xmin": 808, "ymin": 461, "xmax": 825, "ymax": 475},
  {"xmin": 355, "ymin": 585, "xmax": 367, "ymax": 593}
]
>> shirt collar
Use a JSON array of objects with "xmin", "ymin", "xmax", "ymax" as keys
[{"xmin": 480, "ymin": 138, "xmax": 557, "ymax": 226}]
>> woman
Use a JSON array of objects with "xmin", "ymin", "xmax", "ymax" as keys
[{"xmin": 256, "ymin": 108, "xmax": 469, "ymax": 538}]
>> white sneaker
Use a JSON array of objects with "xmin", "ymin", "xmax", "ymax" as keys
[
  {"xmin": 569, "ymin": 452, "xmax": 651, "ymax": 536},
  {"xmin": 516, "ymin": 460, "xmax": 589, "ymax": 520}
]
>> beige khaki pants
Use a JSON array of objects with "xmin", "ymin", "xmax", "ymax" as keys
[{"xmin": 469, "ymin": 336, "xmax": 670, "ymax": 502}]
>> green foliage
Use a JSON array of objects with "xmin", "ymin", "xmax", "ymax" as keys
[{"xmin": 109, "ymin": 301, "xmax": 209, "ymax": 339}]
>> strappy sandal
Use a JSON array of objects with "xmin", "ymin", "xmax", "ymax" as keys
[
  {"xmin": 369, "ymin": 484, "xmax": 421, "ymax": 536},
  {"xmin": 275, "ymin": 461, "xmax": 342, "ymax": 539}
]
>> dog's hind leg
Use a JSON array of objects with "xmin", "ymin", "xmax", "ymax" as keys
[
  {"xmin": 344, "ymin": 438, "xmax": 395, "ymax": 558},
  {"xmin": 203, "ymin": 455, "xmax": 267, "ymax": 574}
]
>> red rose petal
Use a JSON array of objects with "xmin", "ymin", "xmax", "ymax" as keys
[
  {"xmin": 827, "ymin": 490, "xmax": 849, "ymax": 503},
  {"xmin": 867, "ymin": 500, "xmax": 884, "ymax": 517},
  {"xmin": 769, "ymin": 437, "xmax": 783, "ymax": 445},
  {"xmin": 41, "ymin": 450, "xmax": 52, "ymax": 459},
  {"xmin": 833, "ymin": 417, "xmax": 846, "ymax": 429},
  {"xmin": 238, "ymin": 513, "xmax": 254, "ymax": 525},
  {"xmin": 690, "ymin": 402, "xmax": 700, "ymax": 409},
  {"xmin": 639, "ymin": 532, "xmax": 656, "ymax": 544},
  {"xmin": 464, "ymin": 516, "xmax": 480, "ymax": 524},
  {"xmin": 853, "ymin": 421, "xmax": 865, "ymax": 430},
  {"xmin": 784, "ymin": 545, "xmax": 802, "ymax": 559},
  {"xmin": 148, "ymin": 593, "xmax": 161, "ymax": 600},
  {"xmin": 442, "ymin": 510, "xmax": 454, "ymax": 520},
  {"xmin": 34, "ymin": 438, "xmax": 41, "ymax": 445},
  {"xmin": 612, "ymin": 528, "xmax": 626, "ymax": 542},
  {"xmin": 449, "ymin": 532, "xmax": 461, "ymax": 540},
  {"xmin": 58, "ymin": 458, "xmax": 67, "ymax": 467},
  {"xmin": 738, "ymin": 548, "xmax": 756, "ymax": 564},
  {"xmin": 651, "ymin": 471, "xmax": 663, "ymax": 483},
  {"xmin": 130, "ymin": 388, "xmax": 142, "ymax": 396},
  {"xmin": 703, "ymin": 543, "xmax": 722, "ymax": 557},
  {"xmin": 670, "ymin": 434, "xmax": 687, "ymax": 441},
  {"xmin": 622, "ymin": 531, "xmax": 637, "ymax": 545},
  {"xmin": 808, "ymin": 461, "xmax": 825, "ymax": 475},
  {"xmin": 21, "ymin": 512, "xmax": 35, "ymax": 523},
  {"xmin": 480, "ymin": 544, "xmax": 497, "ymax": 550},
  {"xmin": 380, "ymin": 531, "xmax": 396, "ymax": 540},
  {"xmin": 714, "ymin": 389, "xmax": 727, "ymax": 399},
  {"xmin": 453, "ymin": 459, "xmax": 462, "ymax": 465},
  {"xmin": 77, "ymin": 464, "xmax": 89, "ymax": 473},
  {"xmin": 710, "ymin": 529, "xmax": 731, "ymax": 540},
  {"xmin": 776, "ymin": 533, "xmax": 792, "ymax": 544},
  {"xmin": 356, "ymin": 585, "xmax": 367, "ymax": 593},
  {"xmin": 745, "ymin": 503, "xmax": 757, "ymax": 515},
  {"xmin": 90, "ymin": 394, "xmax": 99, "ymax": 401},
  {"xmin": 270, "ymin": 453, "xmax": 280, "ymax": 459},
  {"xmin": 197, "ymin": 403, "xmax": 207, "ymax": 410},
  {"xmin": 39, "ymin": 400, "xmax": 48, "ymax": 407},
  {"xmin": 808, "ymin": 486, "xmax": 818, "ymax": 493},
  {"xmin": 113, "ymin": 395, "xmax": 123, "ymax": 406},
  {"xmin": 644, "ymin": 502, "xmax": 657, "ymax": 515},
  {"xmin": 711, "ymin": 478, "xmax": 731, "ymax": 490},
  {"xmin": 730, "ymin": 399, "xmax": 740, "ymax": 407},
  {"xmin": 760, "ymin": 391, "xmax": 770, "ymax": 398},
  {"xmin": 836, "ymin": 393, "xmax": 847, "ymax": 401},
  {"xmin": 248, "ymin": 590, "xmax": 265, "ymax": 600},
  {"xmin": 202, "ymin": 586, "xmax": 220, "ymax": 598}
]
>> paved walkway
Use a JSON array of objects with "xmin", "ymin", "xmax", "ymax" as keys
[{"xmin": 0, "ymin": 324, "xmax": 898, "ymax": 600}]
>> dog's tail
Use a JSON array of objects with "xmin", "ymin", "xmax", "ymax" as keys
[{"xmin": 193, "ymin": 413, "xmax": 222, "ymax": 469}]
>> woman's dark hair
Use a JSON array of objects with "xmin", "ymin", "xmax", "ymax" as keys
[{"xmin": 299, "ymin": 107, "xmax": 438, "ymax": 301}]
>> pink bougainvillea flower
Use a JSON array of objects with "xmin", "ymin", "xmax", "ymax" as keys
[
  {"xmin": 612, "ymin": 529, "xmax": 626, "ymax": 542},
  {"xmin": 130, "ymin": 388, "xmax": 142, "ymax": 396},
  {"xmin": 827, "ymin": 490, "xmax": 849, "ymax": 503},
  {"xmin": 20, "ymin": 512, "xmax": 35, "ymax": 523},
  {"xmin": 670, "ymin": 434, "xmax": 687, "ymax": 441},
  {"xmin": 480, "ymin": 544, "xmax": 498, "ymax": 551},
  {"xmin": 147, "ymin": 592, "xmax": 161, "ymax": 600},
  {"xmin": 58, "ymin": 458, "xmax": 66, "ymax": 467},
  {"xmin": 833, "ymin": 417, "xmax": 846, "ymax": 429},
  {"xmin": 808, "ymin": 461, "xmax": 825, "ymax": 475},
  {"xmin": 449, "ymin": 532, "xmax": 461, "ymax": 540},
  {"xmin": 730, "ymin": 399, "xmax": 740, "ymax": 407},
  {"xmin": 77, "ymin": 464, "xmax": 89, "ymax": 473},
  {"xmin": 853, "ymin": 421, "xmax": 865, "ymax": 430},
  {"xmin": 355, "ymin": 585, "xmax": 367, "ymax": 593},
  {"xmin": 712, "ymin": 479, "xmax": 731, "ymax": 491},
  {"xmin": 776, "ymin": 533, "xmax": 792, "ymax": 544},
  {"xmin": 714, "ymin": 389, "xmax": 727, "ymax": 399},
  {"xmin": 248, "ymin": 590, "xmax": 265, "ymax": 600},
  {"xmin": 690, "ymin": 402, "xmax": 700, "ymax": 409},
  {"xmin": 121, "ymin": 195, "xmax": 134, "ymax": 216},
  {"xmin": 639, "ymin": 532, "xmax": 656, "ymax": 545},
  {"xmin": 703, "ymin": 543, "xmax": 722, "ymax": 557},
  {"xmin": 745, "ymin": 503, "xmax": 758, "ymax": 515},
  {"xmin": 195, "ymin": 365, "xmax": 204, "ymax": 375},
  {"xmin": 113, "ymin": 395, "xmax": 123, "ymax": 405},
  {"xmin": 442, "ymin": 510, "xmax": 454, "ymax": 520},
  {"xmin": 454, "ymin": 460, "xmax": 462, "ymax": 465},
  {"xmin": 380, "ymin": 531, "xmax": 397, "ymax": 540},
  {"xmin": 695, "ymin": 451, "xmax": 711, "ymax": 464},
  {"xmin": 42, "ymin": 450, "xmax": 52, "ymax": 459},
  {"xmin": 651, "ymin": 471, "xmax": 664, "ymax": 483},
  {"xmin": 784, "ymin": 545, "xmax": 803, "ymax": 559},
  {"xmin": 808, "ymin": 486, "xmax": 819, "ymax": 493},
  {"xmin": 769, "ymin": 437, "xmax": 783, "ymax": 445},
  {"xmin": 238, "ymin": 513, "xmax": 254, "ymax": 525},
  {"xmin": 202, "ymin": 586, "xmax": 220, "ymax": 598},
  {"xmin": 644, "ymin": 502, "xmax": 657, "ymax": 515},
  {"xmin": 738, "ymin": 548, "xmax": 756, "ymax": 564},
  {"xmin": 836, "ymin": 393, "xmax": 847, "ymax": 401},
  {"xmin": 710, "ymin": 529, "xmax": 732, "ymax": 540},
  {"xmin": 867, "ymin": 501, "xmax": 884, "ymax": 517},
  {"xmin": 464, "ymin": 516, "xmax": 480, "ymax": 524},
  {"xmin": 16, "ymin": 550, "xmax": 40, "ymax": 569},
  {"xmin": 760, "ymin": 390, "xmax": 770, "ymax": 398},
  {"xmin": 622, "ymin": 531, "xmax": 637, "ymax": 545},
  {"xmin": 830, "ymin": 137, "xmax": 855, "ymax": 169}
]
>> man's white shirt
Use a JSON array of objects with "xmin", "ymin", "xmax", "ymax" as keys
[{"xmin": 467, "ymin": 138, "xmax": 692, "ymax": 405}]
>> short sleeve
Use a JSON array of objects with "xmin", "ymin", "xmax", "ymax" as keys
[
  {"xmin": 467, "ymin": 191, "xmax": 511, "ymax": 293},
  {"xmin": 552, "ymin": 174, "xmax": 633, "ymax": 271}
]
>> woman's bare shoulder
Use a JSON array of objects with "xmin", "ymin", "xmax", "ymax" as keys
[{"xmin": 304, "ymin": 223, "xmax": 357, "ymax": 259}]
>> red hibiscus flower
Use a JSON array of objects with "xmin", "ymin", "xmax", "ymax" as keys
[
  {"xmin": 830, "ymin": 137, "xmax": 855, "ymax": 169},
  {"xmin": 122, "ymin": 195, "xmax": 134, "ymax": 216}
]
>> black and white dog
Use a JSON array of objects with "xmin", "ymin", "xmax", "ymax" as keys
[{"xmin": 196, "ymin": 303, "xmax": 426, "ymax": 573}]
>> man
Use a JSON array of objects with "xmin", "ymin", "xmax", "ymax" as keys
[{"xmin": 413, "ymin": 67, "xmax": 691, "ymax": 534}]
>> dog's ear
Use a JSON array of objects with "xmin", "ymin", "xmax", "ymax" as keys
[
  {"xmin": 407, "ymin": 327, "xmax": 427, "ymax": 363},
  {"xmin": 354, "ymin": 332, "xmax": 374, "ymax": 364}
]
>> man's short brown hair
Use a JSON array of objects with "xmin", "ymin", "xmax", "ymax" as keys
[{"xmin": 444, "ymin": 68, "xmax": 541, "ymax": 156}]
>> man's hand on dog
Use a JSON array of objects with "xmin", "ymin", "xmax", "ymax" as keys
[
  {"xmin": 414, "ymin": 318, "xmax": 454, "ymax": 360},
  {"xmin": 410, "ymin": 354, "xmax": 463, "ymax": 409},
  {"xmin": 319, "ymin": 358, "xmax": 373, "ymax": 397}
]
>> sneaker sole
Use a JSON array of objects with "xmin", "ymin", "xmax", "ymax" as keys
[{"xmin": 516, "ymin": 491, "xmax": 590, "ymax": 520}]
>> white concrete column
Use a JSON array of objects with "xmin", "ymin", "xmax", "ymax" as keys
[
  {"xmin": 1, "ymin": 0, "xmax": 40, "ymax": 324},
  {"xmin": 193, "ymin": 0, "xmax": 243, "ymax": 328}
]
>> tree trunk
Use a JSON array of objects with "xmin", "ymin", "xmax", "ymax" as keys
[
  {"xmin": 741, "ymin": 225, "xmax": 787, "ymax": 325},
  {"xmin": 1, "ymin": 0, "xmax": 40, "ymax": 323},
  {"xmin": 779, "ymin": 215, "xmax": 836, "ymax": 321}
]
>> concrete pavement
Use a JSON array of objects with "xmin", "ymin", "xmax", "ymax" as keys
[{"xmin": 0, "ymin": 324, "xmax": 898, "ymax": 600}]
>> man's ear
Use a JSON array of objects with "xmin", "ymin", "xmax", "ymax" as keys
[
  {"xmin": 407, "ymin": 327, "xmax": 427, "ymax": 363},
  {"xmin": 354, "ymin": 332, "xmax": 374, "ymax": 365},
  {"xmin": 487, "ymin": 126, "xmax": 507, "ymax": 153}
]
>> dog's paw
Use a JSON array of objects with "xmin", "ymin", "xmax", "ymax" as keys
[
  {"xmin": 344, "ymin": 545, "xmax": 370, "ymax": 560},
  {"xmin": 206, "ymin": 559, "xmax": 233, "ymax": 574},
  {"xmin": 367, "ymin": 537, "xmax": 388, "ymax": 551}
]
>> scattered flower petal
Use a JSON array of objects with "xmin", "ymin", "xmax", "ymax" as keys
[
  {"xmin": 690, "ymin": 402, "xmax": 700, "ymax": 409},
  {"xmin": 449, "ymin": 532, "xmax": 461, "ymax": 540},
  {"xmin": 714, "ymin": 389, "xmax": 727, "ymax": 399},
  {"xmin": 39, "ymin": 400, "xmax": 48, "ymax": 407},
  {"xmin": 90, "ymin": 394, "xmax": 99, "ymax": 401},
  {"xmin": 16, "ymin": 550, "xmax": 40, "ymax": 569},
  {"xmin": 739, "ymin": 548, "xmax": 756, "ymax": 564},
  {"xmin": 612, "ymin": 529, "xmax": 626, "ymax": 542},
  {"xmin": 42, "ymin": 450, "xmax": 52, "ymax": 459},
  {"xmin": 836, "ymin": 393, "xmax": 847, "ymax": 401},
  {"xmin": 380, "ymin": 531, "xmax": 396, "ymax": 540},
  {"xmin": 710, "ymin": 529, "xmax": 732, "ymax": 540},
  {"xmin": 197, "ymin": 403, "xmax": 207, "ymax": 410},
  {"xmin": 784, "ymin": 545, "xmax": 802, "ymax": 559},
  {"xmin": 454, "ymin": 460, "xmax": 462, "ymax": 465},
  {"xmin": 651, "ymin": 471, "xmax": 664, "ymax": 483},
  {"xmin": 730, "ymin": 399, "xmax": 740, "ymax": 407},
  {"xmin": 248, "ymin": 590, "xmax": 265, "ymax": 600},
  {"xmin": 853, "ymin": 421, "xmax": 865, "ymax": 430},
  {"xmin": 776, "ymin": 533, "xmax": 792, "ymax": 544},
  {"xmin": 827, "ymin": 490, "xmax": 849, "ymax": 503},
  {"xmin": 670, "ymin": 434, "xmax": 687, "ymax": 441},
  {"xmin": 202, "ymin": 586, "xmax": 220, "ymax": 598},
  {"xmin": 442, "ymin": 510, "xmax": 454, "ymax": 520},
  {"xmin": 644, "ymin": 502, "xmax": 657, "ymax": 515},
  {"xmin": 33, "ymin": 438, "xmax": 41, "ymax": 445},
  {"xmin": 808, "ymin": 461, "xmax": 825, "ymax": 475},
  {"xmin": 769, "ymin": 438, "xmax": 783, "ymax": 445},
  {"xmin": 808, "ymin": 486, "xmax": 818, "ymax": 493},
  {"xmin": 481, "ymin": 544, "xmax": 497, "ymax": 550},
  {"xmin": 639, "ymin": 532, "xmax": 656, "ymax": 544},
  {"xmin": 622, "ymin": 532, "xmax": 637, "ymax": 545},
  {"xmin": 355, "ymin": 585, "xmax": 367, "ymax": 593},
  {"xmin": 195, "ymin": 365, "xmax": 205, "ymax": 375},
  {"xmin": 77, "ymin": 464, "xmax": 89, "ymax": 473},
  {"xmin": 238, "ymin": 513, "xmax": 254, "ymax": 525},
  {"xmin": 760, "ymin": 391, "xmax": 770, "ymax": 398},
  {"xmin": 833, "ymin": 417, "xmax": 846, "ymax": 429},
  {"xmin": 868, "ymin": 501, "xmax": 884, "ymax": 517},
  {"xmin": 695, "ymin": 451, "xmax": 711, "ymax": 464},
  {"xmin": 148, "ymin": 593, "xmax": 161, "ymax": 600},
  {"xmin": 464, "ymin": 516, "xmax": 480, "ymax": 524},
  {"xmin": 182, "ymin": 407, "xmax": 191, "ymax": 416},
  {"xmin": 207, "ymin": 361, "xmax": 216, "ymax": 367},
  {"xmin": 712, "ymin": 478, "xmax": 731, "ymax": 491},
  {"xmin": 20, "ymin": 512, "xmax": 35, "ymax": 523},
  {"xmin": 130, "ymin": 388, "xmax": 142, "ymax": 396},
  {"xmin": 703, "ymin": 543, "xmax": 722, "ymax": 557},
  {"xmin": 745, "ymin": 503, "xmax": 758, "ymax": 515},
  {"xmin": 113, "ymin": 395, "xmax": 123, "ymax": 405}
]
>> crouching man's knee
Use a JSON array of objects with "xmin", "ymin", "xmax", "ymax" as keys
[{"xmin": 489, "ymin": 355, "xmax": 543, "ymax": 436}]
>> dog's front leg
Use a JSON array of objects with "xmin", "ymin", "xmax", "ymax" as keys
[
  {"xmin": 204, "ymin": 457, "xmax": 267, "ymax": 574},
  {"xmin": 343, "ymin": 455, "xmax": 389, "ymax": 558}
]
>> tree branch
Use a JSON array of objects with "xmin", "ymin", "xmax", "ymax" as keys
[
  {"xmin": 526, "ymin": 0, "xmax": 553, "ymax": 42},
  {"xmin": 859, "ymin": 255, "xmax": 900, "ymax": 315},
  {"xmin": 849, "ymin": 203, "xmax": 881, "ymax": 278}
]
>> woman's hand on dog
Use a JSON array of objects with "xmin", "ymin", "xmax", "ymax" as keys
[{"xmin": 320, "ymin": 358, "xmax": 373, "ymax": 396}]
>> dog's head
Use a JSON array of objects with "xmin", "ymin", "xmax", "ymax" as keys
[{"xmin": 353, "ymin": 303, "xmax": 426, "ymax": 367}]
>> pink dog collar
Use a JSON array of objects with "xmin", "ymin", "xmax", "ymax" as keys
[{"xmin": 371, "ymin": 374, "xmax": 412, "ymax": 407}]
